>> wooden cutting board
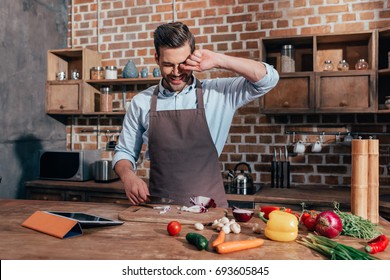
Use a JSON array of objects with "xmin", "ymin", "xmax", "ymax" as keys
[{"xmin": 118, "ymin": 205, "xmax": 227, "ymax": 224}]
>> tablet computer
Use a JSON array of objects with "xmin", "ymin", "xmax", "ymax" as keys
[{"xmin": 46, "ymin": 211, "xmax": 124, "ymax": 228}]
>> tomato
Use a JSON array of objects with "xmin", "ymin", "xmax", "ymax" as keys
[
  {"xmin": 304, "ymin": 214, "xmax": 318, "ymax": 231},
  {"xmin": 167, "ymin": 221, "xmax": 182, "ymax": 236}
]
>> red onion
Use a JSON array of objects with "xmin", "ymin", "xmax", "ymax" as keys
[{"xmin": 315, "ymin": 211, "xmax": 343, "ymax": 238}]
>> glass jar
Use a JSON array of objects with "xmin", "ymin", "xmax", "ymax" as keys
[
  {"xmin": 105, "ymin": 66, "xmax": 117, "ymax": 79},
  {"xmin": 337, "ymin": 59, "xmax": 349, "ymax": 71},
  {"xmin": 100, "ymin": 86, "xmax": 112, "ymax": 112},
  {"xmin": 90, "ymin": 66, "xmax": 105, "ymax": 80},
  {"xmin": 281, "ymin": 44, "xmax": 295, "ymax": 73},
  {"xmin": 355, "ymin": 59, "xmax": 368, "ymax": 70},
  {"xmin": 323, "ymin": 60, "xmax": 334, "ymax": 71}
]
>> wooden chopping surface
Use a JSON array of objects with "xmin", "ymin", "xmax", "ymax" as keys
[{"xmin": 119, "ymin": 205, "xmax": 227, "ymax": 224}]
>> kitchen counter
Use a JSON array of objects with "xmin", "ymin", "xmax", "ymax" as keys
[
  {"xmin": 25, "ymin": 179, "xmax": 390, "ymax": 218},
  {"xmin": 1, "ymin": 199, "xmax": 390, "ymax": 260}
]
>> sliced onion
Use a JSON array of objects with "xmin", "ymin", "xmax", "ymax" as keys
[
  {"xmin": 190, "ymin": 196, "xmax": 216, "ymax": 208},
  {"xmin": 180, "ymin": 205, "xmax": 208, "ymax": 213},
  {"xmin": 232, "ymin": 207, "xmax": 254, "ymax": 222}
]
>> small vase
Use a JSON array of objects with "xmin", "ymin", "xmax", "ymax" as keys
[{"xmin": 123, "ymin": 60, "xmax": 139, "ymax": 78}]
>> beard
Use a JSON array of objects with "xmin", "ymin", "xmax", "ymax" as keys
[{"xmin": 162, "ymin": 72, "xmax": 193, "ymax": 93}]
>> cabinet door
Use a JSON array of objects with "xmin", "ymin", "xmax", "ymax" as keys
[
  {"xmin": 46, "ymin": 81, "xmax": 81, "ymax": 113},
  {"xmin": 315, "ymin": 71, "xmax": 376, "ymax": 112},
  {"xmin": 260, "ymin": 73, "xmax": 314, "ymax": 113}
]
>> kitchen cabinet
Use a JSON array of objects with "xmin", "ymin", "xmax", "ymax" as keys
[
  {"xmin": 260, "ymin": 31, "xmax": 377, "ymax": 114},
  {"xmin": 46, "ymin": 47, "xmax": 160, "ymax": 115},
  {"xmin": 378, "ymin": 27, "xmax": 390, "ymax": 112},
  {"xmin": 46, "ymin": 48, "xmax": 101, "ymax": 114},
  {"xmin": 25, "ymin": 180, "xmax": 129, "ymax": 204}
]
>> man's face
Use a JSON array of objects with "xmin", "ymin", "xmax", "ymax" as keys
[{"xmin": 155, "ymin": 43, "xmax": 193, "ymax": 93}]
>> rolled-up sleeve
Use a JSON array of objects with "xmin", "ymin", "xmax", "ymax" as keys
[{"xmin": 252, "ymin": 63, "xmax": 279, "ymax": 94}]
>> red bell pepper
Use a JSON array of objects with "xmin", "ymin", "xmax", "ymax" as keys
[{"xmin": 260, "ymin": 206, "xmax": 292, "ymax": 219}]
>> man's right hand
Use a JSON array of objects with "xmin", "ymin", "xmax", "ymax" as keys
[{"xmin": 114, "ymin": 159, "xmax": 149, "ymax": 205}]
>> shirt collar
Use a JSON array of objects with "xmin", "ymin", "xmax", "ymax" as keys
[{"xmin": 158, "ymin": 75, "xmax": 197, "ymax": 98}]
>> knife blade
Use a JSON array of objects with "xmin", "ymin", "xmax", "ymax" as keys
[{"xmin": 146, "ymin": 195, "xmax": 175, "ymax": 204}]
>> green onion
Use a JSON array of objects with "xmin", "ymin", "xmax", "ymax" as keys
[
  {"xmin": 333, "ymin": 202, "xmax": 382, "ymax": 240},
  {"xmin": 297, "ymin": 233, "xmax": 379, "ymax": 260}
]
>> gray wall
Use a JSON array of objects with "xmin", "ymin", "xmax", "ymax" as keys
[{"xmin": 0, "ymin": 0, "xmax": 68, "ymax": 198}]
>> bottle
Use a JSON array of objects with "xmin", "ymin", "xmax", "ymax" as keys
[
  {"xmin": 323, "ymin": 60, "xmax": 334, "ymax": 71},
  {"xmin": 337, "ymin": 59, "xmax": 349, "ymax": 71},
  {"xmin": 355, "ymin": 59, "xmax": 368, "ymax": 70},
  {"xmin": 100, "ymin": 86, "xmax": 112, "ymax": 112},
  {"xmin": 281, "ymin": 45, "xmax": 295, "ymax": 73}
]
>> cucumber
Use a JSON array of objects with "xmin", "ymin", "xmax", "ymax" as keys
[{"xmin": 185, "ymin": 232, "xmax": 208, "ymax": 250}]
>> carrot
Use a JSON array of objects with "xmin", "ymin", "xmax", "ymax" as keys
[
  {"xmin": 211, "ymin": 230, "xmax": 226, "ymax": 247},
  {"xmin": 216, "ymin": 238, "xmax": 265, "ymax": 254}
]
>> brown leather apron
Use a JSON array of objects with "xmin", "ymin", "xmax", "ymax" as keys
[{"xmin": 148, "ymin": 79, "xmax": 228, "ymax": 207}]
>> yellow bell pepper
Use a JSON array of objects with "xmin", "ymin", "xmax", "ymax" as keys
[{"xmin": 264, "ymin": 210, "xmax": 298, "ymax": 242}]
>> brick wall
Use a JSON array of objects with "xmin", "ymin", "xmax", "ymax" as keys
[{"xmin": 67, "ymin": 0, "xmax": 390, "ymax": 187}]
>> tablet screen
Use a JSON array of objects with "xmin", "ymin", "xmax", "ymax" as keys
[{"xmin": 47, "ymin": 211, "xmax": 123, "ymax": 228}]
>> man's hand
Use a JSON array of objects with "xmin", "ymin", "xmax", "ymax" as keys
[
  {"xmin": 181, "ymin": 49, "xmax": 219, "ymax": 72},
  {"xmin": 114, "ymin": 159, "xmax": 149, "ymax": 205},
  {"xmin": 122, "ymin": 174, "xmax": 149, "ymax": 205}
]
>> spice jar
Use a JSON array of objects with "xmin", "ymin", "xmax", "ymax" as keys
[
  {"xmin": 100, "ymin": 86, "xmax": 112, "ymax": 112},
  {"xmin": 323, "ymin": 60, "xmax": 334, "ymax": 71},
  {"xmin": 385, "ymin": 96, "xmax": 390, "ymax": 110},
  {"xmin": 90, "ymin": 66, "xmax": 105, "ymax": 80},
  {"xmin": 337, "ymin": 59, "xmax": 349, "ymax": 71},
  {"xmin": 105, "ymin": 66, "xmax": 118, "ymax": 79},
  {"xmin": 355, "ymin": 59, "xmax": 368, "ymax": 70},
  {"xmin": 281, "ymin": 44, "xmax": 295, "ymax": 73}
]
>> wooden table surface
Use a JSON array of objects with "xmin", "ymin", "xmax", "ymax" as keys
[{"xmin": 1, "ymin": 199, "xmax": 389, "ymax": 260}]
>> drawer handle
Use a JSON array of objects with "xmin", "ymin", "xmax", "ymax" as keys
[
  {"xmin": 59, "ymin": 105, "xmax": 64, "ymax": 109},
  {"xmin": 71, "ymin": 196, "xmax": 79, "ymax": 201},
  {"xmin": 282, "ymin": 101, "xmax": 290, "ymax": 107}
]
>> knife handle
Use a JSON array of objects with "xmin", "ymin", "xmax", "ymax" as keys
[
  {"xmin": 271, "ymin": 161, "xmax": 276, "ymax": 188},
  {"xmin": 279, "ymin": 161, "xmax": 284, "ymax": 188},
  {"xmin": 284, "ymin": 161, "xmax": 290, "ymax": 188}
]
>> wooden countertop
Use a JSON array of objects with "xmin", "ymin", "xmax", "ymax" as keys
[
  {"xmin": 1, "ymin": 199, "xmax": 389, "ymax": 260},
  {"xmin": 26, "ymin": 179, "xmax": 390, "ymax": 213}
]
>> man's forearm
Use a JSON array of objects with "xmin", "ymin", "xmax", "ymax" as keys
[
  {"xmin": 114, "ymin": 159, "xmax": 136, "ymax": 181},
  {"xmin": 215, "ymin": 52, "xmax": 268, "ymax": 83}
]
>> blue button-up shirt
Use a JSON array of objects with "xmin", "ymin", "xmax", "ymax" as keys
[{"xmin": 113, "ymin": 63, "xmax": 279, "ymax": 170}]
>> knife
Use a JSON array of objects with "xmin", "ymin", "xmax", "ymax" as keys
[
  {"xmin": 284, "ymin": 145, "xmax": 290, "ymax": 188},
  {"xmin": 146, "ymin": 195, "xmax": 175, "ymax": 204}
]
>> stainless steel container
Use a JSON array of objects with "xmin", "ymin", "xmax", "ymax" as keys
[{"xmin": 93, "ymin": 160, "xmax": 119, "ymax": 182}]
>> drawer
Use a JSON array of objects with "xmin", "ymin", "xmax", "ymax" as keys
[
  {"xmin": 86, "ymin": 192, "xmax": 129, "ymax": 204},
  {"xmin": 261, "ymin": 73, "xmax": 314, "ymax": 113},
  {"xmin": 26, "ymin": 188, "xmax": 64, "ymax": 201}
]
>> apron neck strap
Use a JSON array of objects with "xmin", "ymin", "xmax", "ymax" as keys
[{"xmin": 151, "ymin": 79, "xmax": 203, "ymax": 112}]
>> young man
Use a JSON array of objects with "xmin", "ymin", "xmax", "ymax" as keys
[{"xmin": 113, "ymin": 22, "xmax": 279, "ymax": 208}]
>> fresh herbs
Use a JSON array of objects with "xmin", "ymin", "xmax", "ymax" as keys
[
  {"xmin": 333, "ymin": 202, "xmax": 382, "ymax": 240},
  {"xmin": 297, "ymin": 233, "xmax": 379, "ymax": 260}
]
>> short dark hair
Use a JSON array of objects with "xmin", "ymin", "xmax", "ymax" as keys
[{"xmin": 154, "ymin": 22, "xmax": 195, "ymax": 57}]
